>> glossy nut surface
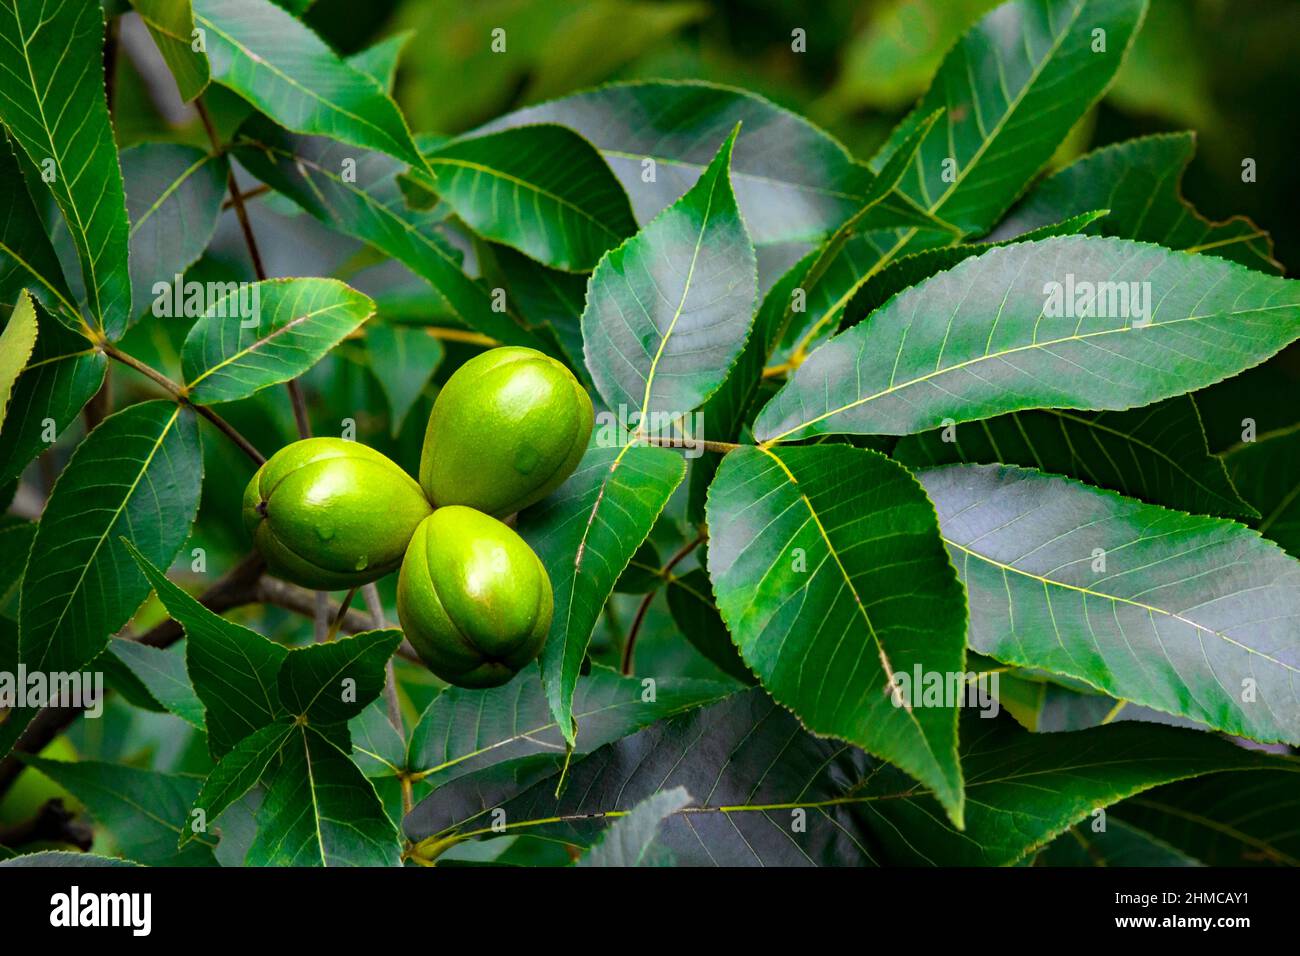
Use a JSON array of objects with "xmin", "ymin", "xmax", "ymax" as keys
[
  {"xmin": 397, "ymin": 506, "xmax": 553, "ymax": 688},
  {"xmin": 243, "ymin": 438, "xmax": 432, "ymax": 590},
  {"xmin": 419, "ymin": 347, "xmax": 593, "ymax": 517}
]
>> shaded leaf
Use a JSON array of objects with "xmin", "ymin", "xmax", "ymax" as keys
[
  {"xmin": 123, "ymin": 144, "xmax": 229, "ymax": 323},
  {"xmin": 22, "ymin": 756, "xmax": 216, "ymax": 866},
  {"xmin": 665, "ymin": 569, "xmax": 754, "ymax": 684},
  {"xmin": 1111, "ymin": 770, "xmax": 1300, "ymax": 866},
  {"xmin": 576, "ymin": 786, "xmax": 691, "ymax": 867},
  {"xmin": 187, "ymin": 720, "xmax": 294, "ymax": 838},
  {"xmin": 0, "ymin": 136, "xmax": 78, "ymax": 324},
  {"xmin": 919, "ymin": 464, "xmax": 1300, "ymax": 745},
  {"xmin": 365, "ymin": 323, "xmax": 442, "ymax": 437},
  {"xmin": 107, "ymin": 639, "xmax": 205, "ymax": 731},
  {"xmin": 992, "ymin": 133, "xmax": 1280, "ymax": 272},
  {"xmin": 421, "ymin": 688, "xmax": 1288, "ymax": 865},
  {"xmin": 406, "ymin": 665, "xmax": 727, "ymax": 785},
  {"xmin": 484, "ymin": 80, "xmax": 897, "ymax": 248},
  {"xmin": 1224, "ymin": 426, "xmax": 1300, "ymax": 559},
  {"xmin": 0, "ymin": 301, "xmax": 106, "ymax": 486},
  {"xmin": 895, "ymin": 395, "xmax": 1255, "ymax": 519}
]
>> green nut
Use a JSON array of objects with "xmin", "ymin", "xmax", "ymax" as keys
[
  {"xmin": 243, "ymin": 437, "xmax": 432, "ymax": 590},
  {"xmin": 397, "ymin": 506, "xmax": 553, "ymax": 688},
  {"xmin": 419, "ymin": 346, "xmax": 593, "ymax": 517}
]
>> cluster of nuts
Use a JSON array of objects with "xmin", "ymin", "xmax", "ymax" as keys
[{"xmin": 242, "ymin": 347, "xmax": 594, "ymax": 688}]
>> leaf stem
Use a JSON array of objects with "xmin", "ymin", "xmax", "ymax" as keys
[
  {"xmin": 638, "ymin": 434, "xmax": 742, "ymax": 454},
  {"xmin": 323, "ymin": 587, "xmax": 358, "ymax": 642},
  {"xmin": 100, "ymin": 342, "xmax": 267, "ymax": 465}
]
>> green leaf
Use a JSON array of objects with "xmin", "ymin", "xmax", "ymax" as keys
[
  {"xmin": 187, "ymin": 720, "xmax": 294, "ymax": 838},
  {"xmin": 0, "ymin": 0, "xmax": 132, "ymax": 336},
  {"xmin": 517, "ymin": 443, "xmax": 685, "ymax": 745},
  {"xmin": 582, "ymin": 128, "xmax": 757, "ymax": 421},
  {"xmin": 665, "ymin": 569, "xmax": 754, "ymax": 684},
  {"xmin": 0, "ymin": 517, "xmax": 35, "ymax": 615},
  {"xmin": 277, "ymin": 629, "xmax": 402, "ymax": 724},
  {"xmin": 686, "ymin": 247, "xmax": 820, "ymax": 523},
  {"xmin": 0, "ymin": 851, "xmax": 139, "ymax": 867},
  {"xmin": 1035, "ymin": 818, "xmax": 1203, "ymax": 866},
  {"xmin": 755, "ymin": 236, "xmax": 1300, "ymax": 443},
  {"xmin": 426, "ymin": 688, "xmax": 1289, "ymax": 865},
  {"xmin": 22, "ymin": 756, "xmax": 216, "ymax": 866},
  {"xmin": 127, "ymin": 542, "xmax": 288, "ymax": 758},
  {"xmin": 475, "ymin": 243, "xmax": 589, "ymax": 380},
  {"xmin": 123, "ymin": 144, "xmax": 229, "ymax": 324},
  {"xmin": 918, "ymin": 464, "xmax": 1300, "ymax": 745},
  {"xmin": 1224, "ymin": 426, "xmax": 1300, "ymax": 559},
  {"xmin": 365, "ymin": 323, "xmax": 442, "ymax": 437},
  {"xmin": 427, "ymin": 125, "xmax": 636, "ymax": 272},
  {"xmin": 0, "ymin": 289, "xmax": 38, "ymax": 429},
  {"xmin": 895, "ymin": 396, "xmax": 1256, "ymax": 519},
  {"xmin": 406, "ymin": 666, "xmax": 727, "ymax": 785},
  {"xmin": 992, "ymin": 133, "xmax": 1280, "ymax": 273},
  {"xmin": 485, "ymin": 80, "xmax": 910, "ymax": 248},
  {"xmin": 345, "ymin": 30, "xmax": 411, "ymax": 93},
  {"xmin": 766, "ymin": 110, "xmax": 956, "ymax": 364},
  {"xmin": 246, "ymin": 724, "xmax": 400, "ymax": 866},
  {"xmin": 129, "ymin": 0, "xmax": 211, "ymax": 102},
  {"xmin": 233, "ymin": 121, "xmax": 545, "ymax": 348},
  {"xmin": 840, "ymin": 210, "xmax": 1109, "ymax": 332},
  {"xmin": 0, "ymin": 300, "xmax": 106, "ymax": 486},
  {"xmin": 575, "ymin": 786, "xmax": 691, "ymax": 867},
  {"xmin": 870, "ymin": 0, "xmax": 1147, "ymax": 237},
  {"xmin": 181, "ymin": 277, "xmax": 374, "ymax": 405},
  {"xmin": 106, "ymin": 639, "xmax": 206, "ymax": 731},
  {"xmin": 349, "ymin": 698, "xmax": 406, "ymax": 777},
  {"xmin": 20, "ymin": 402, "xmax": 202, "ymax": 674},
  {"xmin": 707, "ymin": 445, "xmax": 967, "ymax": 824},
  {"xmin": 0, "ymin": 135, "xmax": 79, "ymax": 325},
  {"xmin": 191, "ymin": 0, "xmax": 425, "ymax": 170},
  {"xmin": 1110, "ymin": 770, "xmax": 1300, "ymax": 866}
]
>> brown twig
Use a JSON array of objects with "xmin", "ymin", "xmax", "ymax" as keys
[
  {"xmin": 221, "ymin": 184, "xmax": 270, "ymax": 210},
  {"xmin": 0, "ymin": 799, "xmax": 94, "ymax": 851},
  {"xmin": 639, "ymin": 434, "xmax": 742, "ymax": 455},
  {"xmin": 363, "ymin": 583, "xmax": 404, "ymax": 734}
]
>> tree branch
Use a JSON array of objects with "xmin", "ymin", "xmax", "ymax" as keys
[
  {"xmin": 620, "ymin": 533, "xmax": 706, "ymax": 675},
  {"xmin": 0, "ymin": 799, "xmax": 94, "ymax": 852}
]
